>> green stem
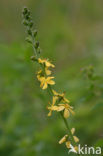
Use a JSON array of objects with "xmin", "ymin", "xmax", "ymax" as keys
[
  {"xmin": 22, "ymin": 8, "xmax": 82, "ymax": 155},
  {"xmin": 29, "ymin": 27, "xmax": 82, "ymax": 156},
  {"xmin": 48, "ymin": 86, "xmax": 75, "ymax": 143},
  {"xmin": 48, "ymin": 86, "xmax": 82, "ymax": 156},
  {"xmin": 60, "ymin": 112, "xmax": 75, "ymax": 145},
  {"xmin": 31, "ymin": 33, "xmax": 38, "ymax": 57}
]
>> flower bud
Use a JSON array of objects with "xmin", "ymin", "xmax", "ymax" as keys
[
  {"xmin": 23, "ymin": 20, "xmax": 28, "ymax": 26},
  {"xmin": 59, "ymin": 135, "xmax": 68, "ymax": 144},
  {"xmin": 33, "ymin": 30, "xmax": 37, "ymax": 37},
  {"xmin": 34, "ymin": 41, "xmax": 39, "ymax": 49},
  {"xmin": 29, "ymin": 21, "xmax": 33, "ymax": 28},
  {"xmin": 27, "ymin": 10, "xmax": 30, "ymax": 16},
  {"xmin": 30, "ymin": 56, "xmax": 37, "ymax": 61},
  {"xmin": 37, "ymin": 47, "xmax": 41, "ymax": 54},
  {"xmin": 25, "ymin": 15, "xmax": 30, "ymax": 20},
  {"xmin": 22, "ymin": 7, "xmax": 28, "ymax": 15},
  {"xmin": 25, "ymin": 37, "xmax": 32, "ymax": 44},
  {"xmin": 27, "ymin": 29, "xmax": 32, "ymax": 35}
]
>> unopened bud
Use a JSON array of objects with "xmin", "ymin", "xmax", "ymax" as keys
[
  {"xmin": 30, "ymin": 56, "xmax": 37, "ymax": 61},
  {"xmin": 29, "ymin": 21, "xmax": 33, "ymax": 28},
  {"xmin": 34, "ymin": 41, "xmax": 39, "ymax": 49},
  {"xmin": 33, "ymin": 30, "xmax": 37, "ymax": 37},
  {"xmin": 22, "ymin": 7, "xmax": 28, "ymax": 15},
  {"xmin": 23, "ymin": 20, "xmax": 28, "ymax": 26},
  {"xmin": 25, "ymin": 37, "xmax": 32, "ymax": 44},
  {"xmin": 37, "ymin": 47, "xmax": 41, "ymax": 54},
  {"xmin": 25, "ymin": 15, "xmax": 30, "ymax": 20},
  {"xmin": 27, "ymin": 10, "xmax": 30, "ymax": 16},
  {"xmin": 27, "ymin": 29, "xmax": 32, "ymax": 35}
]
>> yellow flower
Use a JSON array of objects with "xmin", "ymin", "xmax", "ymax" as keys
[
  {"xmin": 59, "ymin": 128, "xmax": 79, "ymax": 149},
  {"xmin": 57, "ymin": 104, "xmax": 75, "ymax": 118},
  {"xmin": 38, "ymin": 58, "xmax": 55, "ymax": 68},
  {"xmin": 47, "ymin": 96, "xmax": 58, "ymax": 116},
  {"xmin": 38, "ymin": 76, "xmax": 55, "ymax": 89},
  {"xmin": 37, "ymin": 67, "xmax": 51, "ymax": 77},
  {"xmin": 37, "ymin": 58, "xmax": 54, "ymax": 76},
  {"xmin": 59, "ymin": 134, "xmax": 71, "ymax": 149},
  {"xmin": 52, "ymin": 90, "xmax": 70, "ymax": 103}
]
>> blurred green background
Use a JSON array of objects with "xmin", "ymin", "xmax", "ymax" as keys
[{"xmin": 0, "ymin": 0, "xmax": 103, "ymax": 156}]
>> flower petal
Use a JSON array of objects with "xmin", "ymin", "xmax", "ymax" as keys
[
  {"xmin": 63, "ymin": 97, "xmax": 70, "ymax": 103},
  {"xmin": 40, "ymin": 81, "xmax": 44, "ymax": 88},
  {"xmin": 37, "ymin": 70, "xmax": 42, "ymax": 75},
  {"xmin": 58, "ymin": 104, "xmax": 65, "ymax": 106},
  {"xmin": 57, "ymin": 106, "xmax": 65, "ymax": 111},
  {"xmin": 45, "ymin": 68, "xmax": 51, "ymax": 75},
  {"xmin": 48, "ymin": 80, "xmax": 55, "ymax": 85},
  {"xmin": 47, "ymin": 106, "xmax": 51, "ymax": 110},
  {"xmin": 74, "ymin": 146, "xmax": 78, "ymax": 152},
  {"xmin": 39, "ymin": 76, "xmax": 45, "ymax": 82},
  {"xmin": 64, "ymin": 109, "xmax": 70, "ymax": 118},
  {"xmin": 38, "ymin": 58, "xmax": 43, "ymax": 64},
  {"xmin": 52, "ymin": 96, "xmax": 58, "ymax": 105},
  {"xmin": 69, "ymin": 108, "xmax": 75, "ymax": 115},
  {"xmin": 66, "ymin": 141, "xmax": 71, "ymax": 149},
  {"xmin": 73, "ymin": 136, "xmax": 79, "ymax": 143},
  {"xmin": 48, "ymin": 110, "xmax": 52, "ymax": 116},
  {"xmin": 51, "ymin": 106, "xmax": 59, "ymax": 111},
  {"xmin": 59, "ymin": 135, "xmax": 68, "ymax": 144},
  {"xmin": 47, "ymin": 76, "xmax": 54, "ymax": 80},
  {"xmin": 52, "ymin": 90, "xmax": 58, "ymax": 96},
  {"xmin": 45, "ymin": 61, "xmax": 55, "ymax": 68},
  {"xmin": 42, "ymin": 83, "xmax": 48, "ymax": 89},
  {"xmin": 71, "ymin": 128, "xmax": 75, "ymax": 135}
]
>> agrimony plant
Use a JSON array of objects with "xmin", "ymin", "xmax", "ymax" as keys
[{"xmin": 22, "ymin": 7, "xmax": 81, "ymax": 154}]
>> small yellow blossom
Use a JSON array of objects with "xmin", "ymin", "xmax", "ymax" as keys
[
  {"xmin": 73, "ymin": 136, "xmax": 79, "ymax": 143},
  {"xmin": 59, "ymin": 128, "xmax": 79, "ymax": 150},
  {"xmin": 71, "ymin": 128, "xmax": 79, "ymax": 143},
  {"xmin": 37, "ymin": 70, "xmax": 42, "ymax": 80},
  {"xmin": 38, "ymin": 58, "xmax": 55, "ymax": 68},
  {"xmin": 74, "ymin": 146, "xmax": 78, "ymax": 152},
  {"xmin": 37, "ymin": 58, "xmax": 54, "ymax": 76},
  {"xmin": 59, "ymin": 134, "xmax": 71, "ymax": 149},
  {"xmin": 57, "ymin": 104, "xmax": 75, "ymax": 118},
  {"xmin": 37, "ymin": 76, "xmax": 55, "ymax": 89},
  {"xmin": 37, "ymin": 69, "xmax": 42, "ymax": 75},
  {"xmin": 59, "ymin": 135, "xmax": 68, "ymax": 144},
  {"xmin": 71, "ymin": 128, "xmax": 75, "ymax": 134},
  {"xmin": 66, "ymin": 141, "xmax": 71, "ymax": 148},
  {"xmin": 37, "ymin": 68, "xmax": 51, "ymax": 78},
  {"xmin": 47, "ymin": 96, "xmax": 58, "ymax": 116},
  {"xmin": 45, "ymin": 67, "xmax": 51, "ymax": 75},
  {"xmin": 52, "ymin": 90, "xmax": 70, "ymax": 103},
  {"xmin": 37, "ymin": 70, "xmax": 42, "ymax": 75}
]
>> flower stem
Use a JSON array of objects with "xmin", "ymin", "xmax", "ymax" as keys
[
  {"xmin": 31, "ymin": 33, "xmax": 38, "ymax": 58},
  {"xmin": 60, "ymin": 112, "xmax": 75, "ymax": 144},
  {"xmin": 22, "ymin": 8, "xmax": 82, "ymax": 155},
  {"xmin": 47, "ymin": 85, "xmax": 82, "ymax": 156},
  {"xmin": 30, "ymin": 33, "xmax": 83, "ymax": 155}
]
